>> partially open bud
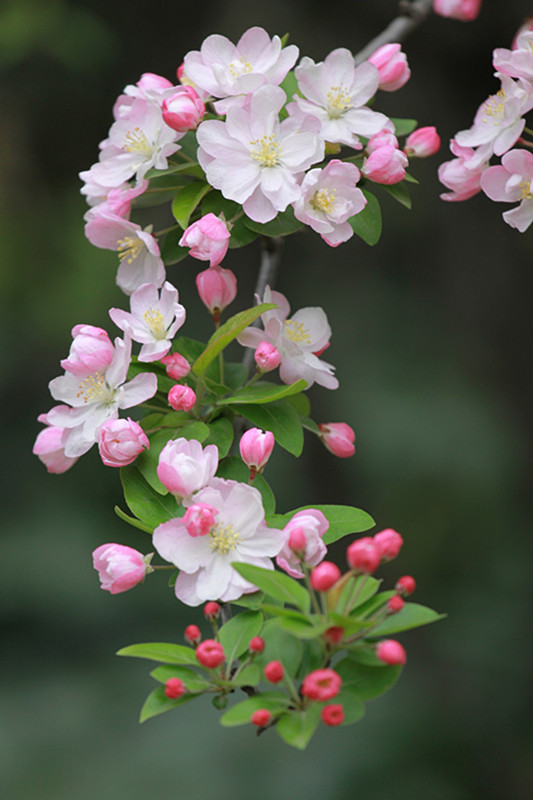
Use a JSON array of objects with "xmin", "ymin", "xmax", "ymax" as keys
[
  {"xmin": 254, "ymin": 341, "xmax": 281, "ymax": 373},
  {"xmin": 184, "ymin": 624, "xmax": 202, "ymax": 646},
  {"xmin": 239, "ymin": 428, "xmax": 275, "ymax": 476},
  {"xmin": 319, "ymin": 422, "xmax": 355, "ymax": 458},
  {"xmin": 367, "ymin": 43, "xmax": 411, "ymax": 92},
  {"xmin": 374, "ymin": 528, "xmax": 403, "ymax": 561},
  {"xmin": 196, "ymin": 265, "xmax": 237, "ymax": 322},
  {"xmin": 302, "ymin": 668, "xmax": 342, "ymax": 701},
  {"xmin": 180, "ymin": 214, "xmax": 231, "ymax": 267},
  {"xmin": 288, "ymin": 526, "xmax": 307, "ymax": 555},
  {"xmin": 61, "ymin": 324, "xmax": 114, "ymax": 376},
  {"xmin": 346, "ymin": 537, "xmax": 381, "ymax": 574},
  {"xmin": 164, "ymin": 677, "xmax": 185, "ymax": 699},
  {"xmin": 376, "ymin": 639, "xmax": 407, "ymax": 665},
  {"xmin": 92, "ymin": 544, "xmax": 152, "ymax": 594},
  {"xmin": 321, "ymin": 704, "xmax": 344, "ymax": 726},
  {"xmin": 168, "ymin": 384, "xmax": 196, "ymax": 411},
  {"xmin": 162, "ymin": 86, "xmax": 205, "ymax": 132},
  {"xmin": 363, "ymin": 145, "xmax": 408, "ymax": 185},
  {"xmin": 310, "ymin": 561, "xmax": 341, "ymax": 592},
  {"xmin": 98, "ymin": 418, "xmax": 149, "ymax": 467},
  {"xmin": 183, "ymin": 503, "xmax": 218, "ymax": 537},
  {"xmin": 160, "ymin": 352, "xmax": 191, "ymax": 380},
  {"xmin": 432, "ymin": 0, "xmax": 482, "ymax": 22},
  {"xmin": 404, "ymin": 127, "xmax": 441, "ymax": 158}
]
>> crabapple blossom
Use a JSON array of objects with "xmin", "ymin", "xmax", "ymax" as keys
[
  {"xmin": 264, "ymin": 661, "xmax": 284, "ymax": 683},
  {"xmin": 438, "ymin": 139, "xmax": 488, "ymax": 201},
  {"xmin": 60, "ymin": 324, "xmax": 115, "ymax": 377},
  {"xmin": 168, "ymin": 384, "xmax": 196, "ymax": 411},
  {"xmin": 179, "ymin": 213, "xmax": 231, "ymax": 267},
  {"xmin": 239, "ymin": 428, "xmax": 275, "ymax": 475},
  {"xmin": 362, "ymin": 144, "xmax": 408, "ymax": 184},
  {"xmin": 254, "ymin": 341, "xmax": 281, "ymax": 373},
  {"xmin": 277, "ymin": 508, "xmax": 329, "ymax": 578},
  {"xmin": 196, "ymin": 639, "xmax": 225, "ymax": 668},
  {"xmin": 164, "ymin": 678, "xmax": 185, "ymax": 699},
  {"xmin": 321, "ymin": 704, "xmax": 344, "ymax": 726},
  {"xmin": 292, "ymin": 159, "xmax": 366, "ymax": 246},
  {"xmin": 196, "ymin": 266, "xmax": 237, "ymax": 320},
  {"xmin": 346, "ymin": 537, "xmax": 381, "ymax": 574},
  {"xmin": 512, "ymin": 18, "xmax": 533, "ymax": 50},
  {"xmin": 157, "ymin": 438, "xmax": 219, "ymax": 498},
  {"xmin": 319, "ymin": 422, "xmax": 355, "ymax": 458},
  {"xmin": 160, "ymin": 352, "xmax": 190, "ymax": 380},
  {"xmin": 92, "ymin": 543, "xmax": 152, "ymax": 594},
  {"xmin": 197, "ymin": 85, "xmax": 324, "ymax": 223},
  {"xmin": 494, "ymin": 32, "xmax": 533, "ymax": 81},
  {"xmin": 32, "ymin": 417, "xmax": 79, "ymax": 474},
  {"xmin": 162, "ymin": 86, "xmax": 205, "ymax": 132},
  {"xmin": 237, "ymin": 287, "xmax": 338, "ymax": 390},
  {"xmin": 367, "ymin": 44, "xmax": 411, "ymax": 92},
  {"xmin": 374, "ymin": 528, "xmax": 404, "ymax": 561},
  {"xmin": 153, "ymin": 478, "xmax": 284, "ymax": 605},
  {"xmin": 291, "ymin": 48, "xmax": 388, "ymax": 148},
  {"xmin": 404, "ymin": 127, "xmax": 441, "ymax": 158},
  {"xmin": 109, "ymin": 281, "xmax": 186, "ymax": 361},
  {"xmin": 433, "ymin": 0, "xmax": 482, "ymax": 21},
  {"xmin": 98, "ymin": 417, "xmax": 149, "ymax": 467},
  {"xmin": 310, "ymin": 562, "xmax": 341, "ymax": 592},
  {"xmin": 301, "ymin": 669, "xmax": 342, "ymax": 701},
  {"xmin": 376, "ymin": 639, "xmax": 407, "ymax": 665},
  {"xmin": 480, "ymin": 148, "xmax": 533, "ymax": 232}
]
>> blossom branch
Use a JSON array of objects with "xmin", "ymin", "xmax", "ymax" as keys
[
  {"xmin": 242, "ymin": 236, "xmax": 283, "ymax": 374},
  {"xmin": 354, "ymin": 0, "xmax": 434, "ymax": 64}
]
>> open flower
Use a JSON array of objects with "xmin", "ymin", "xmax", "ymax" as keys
[
  {"xmin": 276, "ymin": 509, "xmax": 329, "ymax": 578},
  {"xmin": 480, "ymin": 148, "xmax": 533, "ymax": 231},
  {"xmin": 157, "ymin": 438, "xmax": 219, "ymax": 498}
]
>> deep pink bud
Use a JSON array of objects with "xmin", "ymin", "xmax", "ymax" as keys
[
  {"xmin": 396, "ymin": 575, "xmax": 416, "ymax": 596},
  {"xmin": 404, "ymin": 127, "xmax": 441, "ymax": 158},
  {"xmin": 346, "ymin": 537, "xmax": 381, "ymax": 574},
  {"xmin": 168, "ymin": 384, "xmax": 196, "ymax": 411},
  {"xmin": 249, "ymin": 636, "xmax": 265, "ymax": 654},
  {"xmin": 321, "ymin": 704, "xmax": 344, "ymax": 726},
  {"xmin": 264, "ymin": 661, "xmax": 284, "ymax": 683},
  {"xmin": 196, "ymin": 265, "xmax": 237, "ymax": 319},
  {"xmin": 319, "ymin": 422, "xmax": 355, "ymax": 458},
  {"xmin": 301, "ymin": 668, "xmax": 342, "ymax": 701},
  {"xmin": 183, "ymin": 503, "xmax": 218, "ymax": 537},
  {"xmin": 92, "ymin": 543, "xmax": 150, "ymax": 594},
  {"xmin": 98, "ymin": 418, "xmax": 149, "ymax": 467},
  {"xmin": 160, "ymin": 352, "xmax": 191, "ymax": 380},
  {"xmin": 180, "ymin": 213, "xmax": 231, "ymax": 267},
  {"xmin": 204, "ymin": 601, "xmax": 221, "ymax": 620},
  {"xmin": 288, "ymin": 526, "xmax": 307, "ymax": 554},
  {"xmin": 60, "ymin": 324, "xmax": 114, "ymax": 376},
  {"xmin": 310, "ymin": 561, "xmax": 341, "ymax": 592},
  {"xmin": 239, "ymin": 428, "xmax": 275, "ymax": 474},
  {"xmin": 164, "ymin": 677, "xmax": 185, "ymax": 699},
  {"xmin": 324, "ymin": 626, "xmax": 345, "ymax": 645},
  {"xmin": 433, "ymin": 0, "xmax": 481, "ymax": 22},
  {"xmin": 254, "ymin": 341, "xmax": 282, "ymax": 373},
  {"xmin": 162, "ymin": 86, "xmax": 205, "ymax": 132},
  {"xmin": 363, "ymin": 145, "xmax": 408, "ymax": 185},
  {"xmin": 251, "ymin": 709, "xmax": 272, "ymax": 727},
  {"xmin": 387, "ymin": 595, "xmax": 405, "ymax": 614},
  {"xmin": 184, "ymin": 624, "xmax": 202, "ymax": 645},
  {"xmin": 373, "ymin": 528, "xmax": 404, "ymax": 561},
  {"xmin": 368, "ymin": 43, "xmax": 411, "ymax": 92},
  {"xmin": 196, "ymin": 639, "xmax": 225, "ymax": 668},
  {"xmin": 376, "ymin": 639, "xmax": 407, "ymax": 665}
]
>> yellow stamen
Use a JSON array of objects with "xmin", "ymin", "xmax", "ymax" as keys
[
  {"xmin": 209, "ymin": 523, "xmax": 241, "ymax": 555},
  {"xmin": 311, "ymin": 187, "xmax": 337, "ymax": 214},
  {"xmin": 76, "ymin": 373, "xmax": 112, "ymax": 404},
  {"xmin": 520, "ymin": 178, "xmax": 533, "ymax": 199},
  {"xmin": 123, "ymin": 127, "xmax": 152, "ymax": 156},
  {"xmin": 284, "ymin": 318, "xmax": 311, "ymax": 344},
  {"xmin": 228, "ymin": 56, "xmax": 253, "ymax": 78},
  {"xmin": 326, "ymin": 85, "xmax": 352, "ymax": 118},
  {"xmin": 481, "ymin": 89, "xmax": 506, "ymax": 124},
  {"xmin": 250, "ymin": 135, "xmax": 282, "ymax": 168},
  {"xmin": 143, "ymin": 307, "xmax": 166, "ymax": 339},
  {"xmin": 117, "ymin": 236, "xmax": 144, "ymax": 264}
]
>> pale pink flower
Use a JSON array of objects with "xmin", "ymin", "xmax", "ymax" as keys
[
  {"xmin": 196, "ymin": 266, "xmax": 238, "ymax": 321},
  {"xmin": 162, "ymin": 86, "xmax": 205, "ymax": 132},
  {"xmin": 362, "ymin": 144, "xmax": 408, "ymax": 184},
  {"xmin": 60, "ymin": 324, "xmax": 114, "ymax": 377},
  {"xmin": 291, "ymin": 48, "xmax": 388, "ymax": 148},
  {"xmin": 319, "ymin": 422, "xmax": 356, "ymax": 458},
  {"xmin": 367, "ymin": 44, "xmax": 410, "ymax": 92},
  {"xmin": 239, "ymin": 428, "xmax": 275, "ymax": 474},
  {"xmin": 197, "ymin": 85, "xmax": 324, "ymax": 223},
  {"xmin": 92, "ymin": 543, "xmax": 152, "ymax": 594},
  {"xmin": 433, "ymin": 0, "xmax": 482, "ymax": 21},
  {"xmin": 438, "ymin": 138, "xmax": 489, "ymax": 201},
  {"xmin": 157, "ymin": 438, "xmax": 219, "ymax": 498},
  {"xmin": 33, "ymin": 414, "xmax": 79, "ymax": 474},
  {"xmin": 237, "ymin": 287, "xmax": 338, "ymax": 390},
  {"xmin": 404, "ymin": 127, "xmax": 441, "ymax": 158},
  {"xmin": 494, "ymin": 31, "xmax": 533, "ymax": 81},
  {"xmin": 292, "ymin": 159, "xmax": 366, "ymax": 246},
  {"xmin": 366, "ymin": 125, "xmax": 399, "ymax": 153},
  {"xmin": 109, "ymin": 281, "xmax": 185, "ymax": 362},
  {"xmin": 179, "ymin": 213, "xmax": 230, "ymax": 267},
  {"xmin": 276, "ymin": 509, "xmax": 329, "ymax": 578},
  {"xmin": 480, "ymin": 148, "xmax": 533, "ymax": 232},
  {"xmin": 153, "ymin": 477, "xmax": 285, "ymax": 606},
  {"xmin": 98, "ymin": 417, "xmax": 149, "ymax": 467},
  {"xmin": 512, "ymin": 18, "xmax": 533, "ymax": 50}
]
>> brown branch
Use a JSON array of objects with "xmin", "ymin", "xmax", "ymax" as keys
[{"xmin": 354, "ymin": 0, "xmax": 434, "ymax": 64}]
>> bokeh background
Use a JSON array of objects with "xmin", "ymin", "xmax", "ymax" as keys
[{"xmin": 2, "ymin": 1, "xmax": 532, "ymax": 798}]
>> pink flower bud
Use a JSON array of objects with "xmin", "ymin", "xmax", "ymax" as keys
[
  {"xmin": 310, "ymin": 561, "xmax": 341, "ymax": 592},
  {"xmin": 162, "ymin": 86, "xmax": 205, "ymax": 132},
  {"xmin": 180, "ymin": 213, "xmax": 231, "ymax": 267},
  {"xmin": 346, "ymin": 537, "xmax": 381, "ymax": 574},
  {"xmin": 60, "ymin": 324, "xmax": 114, "ymax": 376},
  {"xmin": 366, "ymin": 127, "xmax": 399, "ymax": 154},
  {"xmin": 196, "ymin": 265, "xmax": 237, "ymax": 320},
  {"xmin": 239, "ymin": 428, "xmax": 275, "ymax": 474},
  {"xmin": 368, "ymin": 43, "xmax": 411, "ymax": 92},
  {"xmin": 277, "ymin": 509, "xmax": 329, "ymax": 579},
  {"xmin": 160, "ymin": 352, "xmax": 191, "ymax": 380},
  {"xmin": 184, "ymin": 624, "xmax": 202, "ymax": 645},
  {"xmin": 319, "ymin": 422, "xmax": 355, "ymax": 458},
  {"xmin": 301, "ymin": 668, "xmax": 342, "ymax": 701},
  {"xmin": 324, "ymin": 626, "xmax": 345, "ymax": 645},
  {"xmin": 249, "ymin": 636, "xmax": 265, "ymax": 654},
  {"xmin": 251, "ymin": 709, "xmax": 272, "ymax": 727},
  {"xmin": 321, "ymin": 704, "xmax": 344, "ymax": 726},
  {"xmin": 196, "ymin": 639, "xmax": 225, "ymax": 668},
  {"xmin": 404, "ymin": 126, "xmax": 441, "ymax": 158},
  {"xmin": 164, "ymin": 677, "xmax": 185, "ymax": 699},
  {"xmin": 183, "ymin": 503, "xmax": 218, "ymax": 537},
  {"xmin": 288, "ymin": 526, "xmax": 307, "ymax": 554},
  {"xmin": 33, "ymin": 424, "xmax": 78, "ymax": 474},
  {"xmin": 264, "ymin": 660, "xmax": 284, "ymax": 683},
  {"xmin": 387, "ymin": 595, "xmax": 405, "ymax": 614},
  {"xmin": 92, "ymin": 543, "xmax": 150, "ymax": 594},
  {"xmin": 204, "ymin": 601, "xmax": 221, "ymax": 620},
  {"xmin": 432, "ymin": 0, "xmax": 481, "ymax": 22},
  {"xmin": 137, "ymin": 72, "xmax": 173, "ymax": 91},
  {"xmin": 168, "ymin": 384, "xmax": 196, "ymax": 411},
  {"xmin": 373, "ymin": 528, "xmax": 403, "ymax": 561},
  {"xmin": 396, "ymin": 575, "xmax": 416, "ymax": 596},
  {"xmin": 98, "ymin": 418, "xmax": 149, "ymax": 467},
  {"xmin": 254, "ymin": 341, "xmax": 281, "ymax": 373},
  {"xmin": 363, "ymin": 145, "xmax": 408, "ymax": 185},
  {"xmin": 376, "ymin": 639, "xmax": 407, "ymax": 665}
]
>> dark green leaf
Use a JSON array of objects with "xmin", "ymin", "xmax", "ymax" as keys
[
  {"xmin": 285, "ymin": 392, "xmax": 310, "ymax": 416},
  {"xmin": 381, "ymin": 181, "xmax": 412, "ymax": 209},
  {"xmin": 237, "ymin": 399, "xmax": 303, "ymax": 456},
  {"xmin": 203, "ymin": 415, "xmax": 234, "ymax": 458},
  {"xmin": 276, "ymin": 704, "xmax": 322, "ymax": 749},
  {"xmin": 218, "ymin": 610, "xmax": 263, "ymax": 665},
  {"xmin": 173, "ymin": 336, "xmax": 206, "ymax": 363},
  {"xmin": 231, "ymin": 663, "xmax": 261, "ymax": 687},
  {"xmin": 262, "ymin": 605, "xmax": 322, "ymax": 638},
  {"xmin": 256, "ymin": 619, "xmax": 303, "ymax": 677},
  {"xmin": 171, "ymin": 182, "xmax": 212, "ymax": 228},
  {"xmin": 367, "ymin": 603, "xmax": 446, "ymax": 637},
  {"xmin": 120, "ymin": 465, "xmax": 178, "ymax": 529},
  {"xmin": 390, "ymin": 117, "xmax": 418, "ymax": 136},
  {"xmin": 218, "ymin": 379, "xmax": 307, "ymax": 405},
  {"xmin": 160, "ymin": 230, "xmax": 190, "ymax": 265},
  {"xmin": 114, "ymin": 505, "xmax": 153, "ymax": 534},
  {"xmin": 215, "ymin": 456, "xmax": 275, "ymax": 516},
  {"xmin": 220, "ymin": 691, "xmax": 289, "ymax": 726},
  {"xmin": 352, "ymin": 589, "xmax": 394, "ymax": 618},
  {"xmin": 349, "ymin": 190, "xmax": 382, "ymax": 246},
  {"xmin": 232, "ymin": 564, "xmax": 310, "ymax": 613},
  {"xmin": 150, "ymin": 665, "xmax": 210, "ymax": 693},
  {"xmin": 140, "ymin": 685, "xmax": 197, "ymax": 722},
  {"xmin": 242, "ymin": 206, "xmax": 303, "ymax": 237},
  {"xmin": 117, "ymin": 642, "xmax": 198, "ymax": 665},
  {"xmin": 335, "ymin": 657, "xmax": 402, "ymax": 700},
  {"xmin": 177, "ymin": 130, "xmax": 200, "ymax": 160}
]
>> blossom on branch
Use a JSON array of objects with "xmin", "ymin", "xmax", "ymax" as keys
[{"xmin": 480, "ymin": 148, "xmax": 533, "ymax": 231}]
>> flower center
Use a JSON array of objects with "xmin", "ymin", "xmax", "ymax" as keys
[
  {"xmin": 143, "ymin": 307, "xmax": 166, "ymax": 339},
  {"xmin": 123, "ymin": 127, "xmax": 152, "ymax": 156},
  {"xmin": 520, "ymin": 179, "xmax": 533, "ymax": 199},
  {"xmin": 326, "ymin": 85, "xmax": 352, "ymax": 119},
  {"xmin": 228, "ymin": 56, "xmax": 253, "ymax": 78},
  {"xmin": 117, "ymin": 236, "xmax": 144, "ymax": 263},
  {"xmin": 209, "ymin": 523, "xmax": 240, "ymax": 555},
  {"xmin": 76, "ymin": 373, "xmax": 115, "ymax": 404},
  {"xmin": 481, "ymin": 89, "xmax": 506, "ymax": 124},
  {"xmin": 250, "ymin": 135, "xmax": 282, "ymax": 168},
  {"xmin": 284, "ymin": 319, "xmax": 311, "ymax": 344},
  {"xmin": 310, "ymin": 187, "xmax": 337, "ymax": 214}
]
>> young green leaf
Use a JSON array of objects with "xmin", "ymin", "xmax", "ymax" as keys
[
  {"xmin": 203, "ymin": 415, "xmax": 234, "ymax": 458},
  {"xmin": 367, "ymin": 603, "xmax": 446, "ymax": 637},
  {"xmin": 232, "ymin": 563, "xmax": 310, "ymax": 613},
  {"xmin": 171, "ymin": 181, "xmax": 212, "ymax": 229},
  {"xmin": 139, "ymin": 685, "xmax": 197, "ymax": 723},
  {"xmin": 114, "ymin": 505, "xmax": 153, "ymax": 534},
  {"xmin": 389, "ymin": 117, "xmax": 418, "ymax": 136},
  {"xmin": 120, "ymin": 465, "xmax": 179, "ymax": 529},
  {"xmin": 218, "ymin": 610, "xmax": 264, "ymax": 665},
  {"xmin": 117, "ymin": 642, "xmax": 198, "ymax": 665},
  {"xmin": 236, "ymin": 399, "xmax": 304, "ymax": 456},
  {"xmin": 217, "ymin": 379, "xmax": 307, "ymax": 405},
  {"xmin": 150, "ymin": 665, "xmax": 211, "ymax": 693},
  {"xmin": 380, "ymin": 181, "xmax": 412, "ymax": 209},
  {"xmin": 335, "ymin": 657, "xmax": 403, "ymax": 700},
  {"xmin": 220, "ymin": 691, "xmax": 289, "ymax": 727},
  {"xmin": 256, "ymin": 619, "xmax": 304, "ymax": 677},
  {"xmin": 276, "ymin": 704, "xmax": 322, "ymax": 750},
  {"xmin": 349, "ymin": 190, "xmax": 382, "ymax": 246}
]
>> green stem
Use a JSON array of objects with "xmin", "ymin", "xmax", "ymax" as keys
[{"xmin": 155, "ymin": 223, "xmax": 180, "ymax": 237}]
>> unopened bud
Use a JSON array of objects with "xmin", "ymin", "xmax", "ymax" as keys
[
  {"xmin": 254, "ymin": 341, "xmax": 281, "ymax": 373},
  {"xmin": 264, "ymin": 660, "xmax": 284, "ymax": 683},
  {"xmin": 168, "ymin": 384, "xmax": 196, "ymax": 412},
  {"xmin": 249, "ymin": 636, "xmax": 265, "ymax": 654},
  {"xmin": 387, "ymin": 595, "xmax": 405, "ymax": 614},
  {"xmin": 310, "ymin": 561, "xmax": 341, "ymax": 592},
  {"xmin": 319, "ymin": 422, "xmax": 355, "ymax": 458},
  {"xmin": 374, "ymin": 528, "xmax": 403, "ymax": 561},
  {"xmin": 164, "ymin": 677, "xmax": 185, "ymax": 699},
  {"xmin": 183, "ymin": 503, "xmax": 217, "ymax": 537},
  {"xmin": 376, "ymin": 639, "xmax": 406, "ymax": 665},
  {"xmin": 251, "ymin": 709, "xmax": 272, "ymax": 727},
  {"xmin": 346, "ymin": 537, "xmax": 381, "ymax": 574},
  {"xmin": 160, "ymin": 352, "xmax": 191, "ymax": 380},
  {"xmin": 204, "ymin": 601, "xmax": 221, "ymax": 620},
  {"xmin": 184, "ymin": 624, "xmax": 202, "ymax": 646},
  {"xmin": 239, "ymin": 428, "xmax": 275, "ymax": 475},
  {"xmin": 395, "ymin": 575, "xmax": 416, "ymax": 596}
]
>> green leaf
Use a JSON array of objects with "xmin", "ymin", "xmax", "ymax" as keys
[
  {"xmin": 120, "ymin": 465, "xmax": 178, "ymax": 529},
  {"xmin": 335, "ymin": 690, "xmax": 366, "ymax": 726},
  {"xmin": 177, "ymin": 130, "xmax": 200, "ymax": 160},
  {"xmin": 215, "ymin": 457, "xmax": 275, "ymax": 517},
  {"xmin": 280, "ymin": 69, "xmax": 299, "ymax": 104},
  {"xmin": 114, "ymin": 505, "xmax": 153, "ymax": 534},
  {"xmin": 335, "ymin": 657, "xmax": 402, "ymax": 700},
  {"xmin": 139, "ymin": 685, "xmax": 197, "ymax": 722},
  {"xmin": 220, "ymin": 691, "xmax": 289, "ymax": 726},
  {"xmin": 135, "ymin": 174, "xmax": 190, "ymax": 208},
  {"xmin": 150, "ymin": 665, "xmax": 211, "ymax": 693},
  {"xmin": 237, "ymin": 399, "xmax": 303, "ymax": 456},
  {"xmin": 171, "ymin": 181, "xmax": 212, "ymax": 229},
  {"xmin": 218, "ymin": 610, "xmax": 263, "ymax": 665},
  {"xmin": 127, "ymin": 359, "xmax": 176, "ymax": 395},
  {"xmin": 200, "ymin": 192, "xmax": 258, "ymax": 249},
  {"xmin": 403, "ymin": 171, "xmax": 419, "ymax": 184},
  {"xmin": 381, "ymin": 181, "xmax": 412, "ymax": 209},
  {"xmin": 285, "ymin": 392, "xmax": 310, "ymax": 416},
  {"xmin": 231, "ymin": 591, "xmax": 264, "ymax": 610},
  {"xmin": 390, "ymin": 117, "xmax": 418, "ymax": 136},
  {"xmin": 218, "ymin": 379, "xmax": 307, "ymax": 405},
  {"xmin": 300, "ymin": 415, "xmax": 320, "ymax": 434},
  {"xmin": 242, "ymin": 206, "xmax": 303, "ymax": 237},
  {"xmin": 192, "ymin": 303, "xmax": 277, "ymax": 377},
  {"xmin": 268, "ymin": 505, "xmax": 374, "ymax": 545},
  {"xmin": 231, "ymin": 663, "xmax": 261, "ymax": 687},
  {"xmin": 173, "ymin": 336, "xmax": 206, "ymax": 364},
  {"xmin": 276, "ymin": 704, "xmax": 322, "ymax": 750},
  {"xmin": 349, "ymin": 189, "xmax": 382, "ymax": 246},
  {"xmin": 256, "ymin": 619, "xmax": 303, "ymax": 677},
  {"xmin": 160, "ymin": 230, "xmax": 190, "ymax": 265},
  {"xmin": 367, "ymin": 603, "xmax": 446, "ymax": 637},
  {"xmin": 232, "ymin": 564, "xmax": 310, "ymax": 613},
  {"xmin": 352, "ymin": 589, "xmax": 394, "ymax": 618},
  {"xmin": 203, "ymin": 415, "xmax": 234, "ymax": 458},
  {"xmin": 262, "ymin": 605, "xmax": 322, "ymax": 639},
  {"xmin": 117, "ymin": 642, "xmax": 198, "ymax": 665}
]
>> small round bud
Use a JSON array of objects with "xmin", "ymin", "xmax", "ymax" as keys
[
  {"xmin": 310, "ymin": 561, "xmax": 341, "ymax": 592},
  {"xmin": 301, "ymin": 669, "xmax": 342, "ymax": 701},
  {"xmin": 264, "ymin": 660, "xmax": 284, "ymax": 683},
  {"xmin": 288, "ymin": 526, "xmax": 307, "ymax": 554},
  {"xmin": 195, "ymin": 264, "xmax": 236, "ymax": 319},
  {"xmin": 404, "ymin": 126, "xmax": 441, "ymax": 158},
  {"xmin": 184, "ymin": 624, "xmax": 202, "ymax": 646},
  {"xmin": 387, "ymin": 595, "xmax": 405, "ymax": 614},
  {"xmin": 321, "ymin": 704, "xmax": 344, "ymax": 726},
  {"xmin": 249, "ymin": 636, "xmax": 265, "ymax": 654},
  {"xmin": 212, "ymin": 694, "xmax": 228, "ymax": 709},
  {"xmin": 346, "ymin": 537, "xmax": 381, "ymax": 574},
  {"xmin": 376, "ymin": 639, "xmax": 407, "ymax": 665},
  {"xmin": 396, "ymin": 575, "xmax": 416, "ymax": 596},
  {"xmin": 204, "ymin": 601, "xmax": 221, "ymax": 620},
  {"xmin": 164, "ymin": 677, "xmax": 185, "ymax": 699},
  {"xmin": 160, "ymin": 352, "xmax": 191, "ymax": 380},
  {"xmin": 324, "ymin": 626, "xmax": 345, "ymax": 645},
  {"xmin": 168, "ymin": 384, "xmax": 196, "ymax": 412},
  {"xmin": 254, "ymin": 341, "xmax": 281, "ymax": 373},
  {"xmin": 251, "ymin": 709, "xmax": 272, "ymax": 727},
  {"xmin": 374, "ymin": 528, "xmax": 403, "ymax": 561},
  {"xmin": 196, "ymin": 639, "xmax": 225, "ymax": 668}
]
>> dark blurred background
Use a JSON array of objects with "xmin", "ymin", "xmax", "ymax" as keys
[{"xmin": 2, "ymin": 1, "xmax": 532, "ymax": 798}]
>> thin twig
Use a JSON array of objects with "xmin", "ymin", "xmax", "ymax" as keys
[
  {"xmin": 242, "ymin": 235, "xmax": 283, "ymax": 375},
  {"xmin": 354, "ymin": 0, "xmax": 434, "ymax": 64}
]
